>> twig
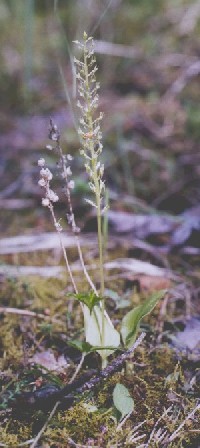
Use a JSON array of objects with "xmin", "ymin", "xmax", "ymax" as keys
[
  {"xmin": 168, "ymin": 403, "xmax": 200, "ymax": 442},
  {"xmin": 30, "ymin": 400, "xmax": 60, "ymax": 448},
  {"xmin": 18, "ymin": 333, "xmax": 145, "ymax": 411},
  {"xmin": 21, "ymin": 334, "xmax": 145, "ymax": 447},
  {"xmin": 165, "ymin": 60, "xmax": 200, "ymax": 97},
  {"xmin": 116, "ymin": 410, "xmax": 134, "ymax": 432},
  {"xmin": 61, "ymin": 331, "xmax": 146, "ymax": 400},
  {"xmin": 69, "ymin": 353, "xmax": 85, "ymax": 384},
  {"xmin": 0, "ymin": 306, "xmax": 60, "ymax": 323},
  {"xmin": 146, "ymin": 406, "xmax": 173, "ymax": 446}
]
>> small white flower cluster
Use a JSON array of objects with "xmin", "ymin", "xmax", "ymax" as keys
[
  {"xmin": 60, "ymin": 155, "xmax": 75, "ymax": 191},
  {"xmin": 74, "ymin": 33, "xmax": 106, "ymax": 212},
  {"xmin": 47, "ymin": 120, "xmax": 75, "ymax": 195},
  {"xmin": 38, "ymin": 158, "xmax": 60, "ymax": 218},
  {"xmin": 44, "ymin": 119, "xmax": 78, "ymax": 234}
]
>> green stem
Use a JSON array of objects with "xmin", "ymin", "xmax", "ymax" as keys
[
  {"xmin": 83, "ymin": 39, "xmax": 105, "ymax": 346},
  {"xmin": 96, "ymin": 193, "xmax": 105, "ymax": 346}
]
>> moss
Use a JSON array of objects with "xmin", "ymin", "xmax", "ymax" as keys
[
  {"xmin": 44, "ymin": 403, "xmax": 115, "ymax": 445},
  {"xmin": 0, "ymin": 321, "xmax": 200, "ymax": 446},
  {"xmin": 0, "ymin": 421, "xmax": 31, "ymax": 446},
  {"xmin": 0, "ymin": 275, "xmax": 200, "ymax": 446},
  {"xmin": 96, "ymin": 373, "xmax": 121, "ymax": 407},
  {"xmin": 0, "ymin": 315, "xmax": 23, "ymax": 370},
  {"xmin": 0, "ymin": 277, "xmax": 32, "ymax": 308}
]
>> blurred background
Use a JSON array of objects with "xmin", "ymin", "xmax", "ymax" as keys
[{"xmin": 1, "ymin": 0, "xmax": 200, "ymax": 237}]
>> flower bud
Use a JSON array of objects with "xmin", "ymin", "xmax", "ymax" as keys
[
  {"xmin": 42, "ymin": 198, "xmax": 50, "ymax": 207},
  {"xmin": 38, "ymin": 158, "xmax": 45, "ymax": 167}
]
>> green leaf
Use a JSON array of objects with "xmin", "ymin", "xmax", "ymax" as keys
[
  {"xmin": 83, "ymin": 305, "xmax": 120, "ymax": 362},
  {"xmin": 68, "ymin": 339, "xmax": 120, "ymax": 354},
  {"xmin": 72, "ymin": 291, "xmax": 103, "ymax": 313},
  {"xmin": 121, "ymin": 290, "xmax": 166, "ymax": 348},
  {"xmin": 68, "ymin": 340, "xmax": 92, "ymax": 353},
  {"xmin": 113, "ymin": 383, "xmax": 134, "ymax": 418},
  {"xmin": 104, "ymin": 288, "xmax": 130, "ymax": 309}
]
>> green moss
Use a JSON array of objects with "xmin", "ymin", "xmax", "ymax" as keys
[
  {"xmin": 44, "ymin": 403, "xmax": 115, "ymax": 445},
  {"xmin": 0, "ymin": 421, "xmax": 31, "ymax": 446},
  {"xmin": 0, "ymin": 277, "xmax": 32, "ymax": 308},
  {"xmin": 0, "ymin": 315, "xmax": 23, "ymax": 370},
  {"xmin": 0, "ymin": 275, "xmax": 200, "ymax": 446}
]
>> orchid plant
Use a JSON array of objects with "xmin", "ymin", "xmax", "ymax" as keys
[{"xmin": 38, "ymin": 33, "xmax": 165, "ymax": 369}]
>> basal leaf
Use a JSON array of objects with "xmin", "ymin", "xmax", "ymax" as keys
[
  {"xmin": 83, "ymin": 305, "xmax": 120, "ymax": 362},
  {"xmin": 121, "ymin": 290, "xmax": 166, "ymax": 348},
  {"xmin": 113, "ymin": 383, "xmax": 134, "ymax": 418}
]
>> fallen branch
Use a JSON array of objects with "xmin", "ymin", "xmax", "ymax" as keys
[
  {"xmin": 0, "ymin": 232, "xmax": 95, "ymax": 255},
  {"xmin": 0, "ymin": 264, "xmax": 64, "ymax": 278},
  {"xmin": 0, "ymin": 258, "xmax": 176, "ymax": 279}
]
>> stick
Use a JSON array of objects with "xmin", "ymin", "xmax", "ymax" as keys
[
  {"xmin": 0, "ymin": 306, "xmax": 60, "ymax": 323},
  {"xmin": 60, "ymin": 332, "xmax": 146, "ymax": 401},
  {"xmin": 17, "ymin": 333, "xmax": 146, "ymax": 411}
]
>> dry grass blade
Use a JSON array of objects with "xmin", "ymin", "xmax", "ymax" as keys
[
  {"xmin": 146, "ymin": 406, "xmax": 173, "ymax": 446},
  {"xmin": 168, "ymin": 403, "xmax": 200, "ymax": 443}
]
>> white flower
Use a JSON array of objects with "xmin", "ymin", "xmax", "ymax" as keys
[
  {"xmin": 66, "ymin": 166, "xmax": 72, "ymax": 176},
  {"xmin": 62, "ymin": 166, "xmax": 72, "ymax": 179},
  {"xmin": 100, "ymin": 165, "xmax": 104, "ymax": 177},
  {"xmin": 89, "ymin": 182, "xmax": 96, "ymax": 193},
  {"xmin": 40, "ymin": 168, "xmax": 53, "ymax": 181},
  {"xmin": 38, "ymin": 158, "xmax": 45, "ymax": 167},
  {"xmin": 67, "ymin": 154, "xmax": 73, "ymax": 161},
  {"xmin": 46, "ymin": 145, "xmax": 53, "ymax": 151},
  {"xmin": 100, "ymin": 180, "xmax": 105, "ymax": 192},
  {"xmin": 47, "ymin": 189, "xmax": 59, "ymax": 202},
  {"xmin": 38, "ymin": 178, "xmax": 46, "ymax": 187},
  {"xmin": 96, "ymin": 162, "xmax": 100, "ymax": 171},
  {"xmin": 68, "ymin": 180, "xmax": 75, "ymax": 189},
  {"xmin": 42, "ymin": 198, "xmax": 50, "ymax": 207}
]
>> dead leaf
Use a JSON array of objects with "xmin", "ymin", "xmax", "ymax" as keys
[
  {"xmin": 30, "ymin": 349, "xmax": 68, "ymax": 373},
  {"xmin": 171, "ymin": 206, "xmax": 200, "ymax": 247},
  {"xmin": 134, "ymin": 275, "xmax": 172, "ymax": 292},
  {"xmin": 173, "ymin": 318, "xmax": 200, "ymax": 351}
]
